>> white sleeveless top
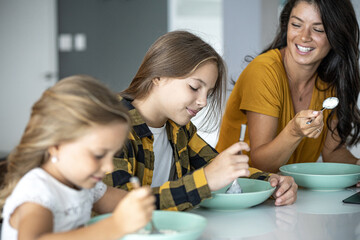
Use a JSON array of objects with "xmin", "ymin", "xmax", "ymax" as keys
[{"xmin": 1, "ymin": 168, "xmax": 107, "ymax": 240}]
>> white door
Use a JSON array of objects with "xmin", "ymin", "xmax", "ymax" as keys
[{"xmin": 0, "ymin": 0, "xmax": 57, "ymax": 157}]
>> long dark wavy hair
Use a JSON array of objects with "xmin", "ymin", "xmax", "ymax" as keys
[{"xmin": 263, "ymin": 0, "xmax": 360, "ymax": 148}]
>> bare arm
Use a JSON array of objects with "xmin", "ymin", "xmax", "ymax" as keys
[
  {"xmin": 16, "ymin": 202, "xmax": 122, "ymax": 240},
  {"xmin": 247, "ymin": 110, "xmax": 323, "ymax": 172},
  {"xmin": 322, "ymin": 120, "xmax": 358, "ymax": 164},
  {"xmin": 92, "ymin": 186, "xmax": 128, "ymax": 214},
  {"xmin": 15, "ymin": 188, "xmax": 154, "ymax": 240}
]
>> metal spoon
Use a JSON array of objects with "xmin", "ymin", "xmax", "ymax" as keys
[
  {"xmin": 306, "ymin": 97, "xmax": 339, "ymax": 124},
  {"xmin": 129, "ymin": 176, "xmax": 161, "ymax": 234},
  {"xmin": 225, "ymin": 124, "xmax": 247, "ymax": 194}
]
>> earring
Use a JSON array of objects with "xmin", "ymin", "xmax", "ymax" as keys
[{"xmin": 51, "ymin": 156, "xmax": 58, "ymax": 163}]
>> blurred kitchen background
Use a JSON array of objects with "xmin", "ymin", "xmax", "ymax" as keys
[{"xmin": 1, "ymin": 0, "xmax": 360, "ymax": 160}]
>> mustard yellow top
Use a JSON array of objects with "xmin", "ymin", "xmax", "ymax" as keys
[{"xmin": 216, "ymin": 49, "xmax": 333, "ymax": 166}]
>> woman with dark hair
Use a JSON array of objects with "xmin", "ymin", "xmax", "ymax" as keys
[{"xmin": 216, "ymin": 0, "xmax": 360, "ymax": 174}]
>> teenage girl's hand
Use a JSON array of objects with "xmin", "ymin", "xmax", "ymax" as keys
[
  {"xmin": 204, "ymin": 142, "xmax": 250, "ymax": 191},
  {"xmin": 111, "ymin": 186, "xmax": 155, "ymax": 235},
  {"xmin": 268, "ymin": 174, "xmax": 298, "ymax": 206},
  {"xmin": 289, "ymin": 110, "xmax": 324, "ymax": 139}
]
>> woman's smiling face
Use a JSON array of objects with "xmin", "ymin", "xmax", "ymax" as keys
[{"xmin": 286, "ymin": 1, "xmax": 331, "ymax": 67}]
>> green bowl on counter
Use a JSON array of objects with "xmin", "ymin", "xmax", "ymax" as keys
[
  {"xmin": 199, "ymin": 178, "xmax": 275, "ymax": 210},
  {"xmin": 280, "ymin": 162, "xmax": 360, "ymax": 191},
  {"xmin": 87, "ymin": 210, "xmax": 206, "ymax": 240}
]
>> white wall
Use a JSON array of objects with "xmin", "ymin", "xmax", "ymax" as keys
[
  {"xmin": 168, "ymin": 0, "xmax": 223, "ymax": 147},
  {"xmin": 224, "ymin": 0, "xmax": 279, "ymax": 88},
  {"xmin": 0, "ymin": 0, "xmax": 57, "ymax": 158},
  {"xmin": 168, "ymin": 0, "xmax": 223, "ymax": 55}
]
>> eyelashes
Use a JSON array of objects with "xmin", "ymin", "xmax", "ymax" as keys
[
  {"xmin": 189, "ymin": 85, "xmax": 198, "ymax": 91},
  {"xmin": 291, "ymin": 23, "xmax": 324, "ymax": 33},
  {"xmin": 94, "ymin": 155, "xmax": 105, "ymax": 160}
]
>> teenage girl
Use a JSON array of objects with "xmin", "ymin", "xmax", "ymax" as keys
[{"xmin": 103, "ymin": 31, "xmax": 298, "ymax": 210}]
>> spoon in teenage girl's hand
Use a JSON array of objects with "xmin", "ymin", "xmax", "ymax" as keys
[
  {"xmin": 225, "ymin": 124, "xmax": 247, "ymax": 194},
  {"xmin": 306, "ymin": 97, "xmax": 339, "ymax": 124},
  {"xmin": 129, "ymin": 177, "xmax": 161, "ymax": 234}
]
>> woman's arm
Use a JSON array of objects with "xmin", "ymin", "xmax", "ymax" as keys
[
  {"xmin": 322, "ymin": 120, "xmax": 358, "ymax": 164},
  {"xmin": 247, "ymin": 110, "xmax": 323, "ymax": 172}
]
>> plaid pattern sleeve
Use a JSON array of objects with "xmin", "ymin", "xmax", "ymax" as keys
[
  {"xmin": 183, "ymin": 122, "xmax": 218, "ymax": 169},
  {"xmin": 151, "ymin": 168, "xmax": 211, "ymax": 211},
  {"xmin": 103, "ymin": 98, "xmax": 213, "ymax": 211},
  {"xmin": 103, "ymin": 124, "xmax": 212, "ymax": 211},
  {"xmin": 102, "ymin": 97, "xmax": 271, "ymax": 211},
  {"xmin": 102, "ymin": 138, "xmax": 134, "ymax": 191},
  {"xmin": 248, "ymin": 167, "xmax": 271, "ymax": 181}
]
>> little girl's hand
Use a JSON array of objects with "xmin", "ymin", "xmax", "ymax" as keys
[
  {"xmin": 112, "ymin": 186, "xmax": 155, "ymax": 235},
  {"xmin": 204, "ymin": 142, "xmax": 250, "ymax": 191}
]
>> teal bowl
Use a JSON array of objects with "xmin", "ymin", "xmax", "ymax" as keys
[
  {"xmin": 280, "ymin": 162, "xmax": 360, "ymax": 190},
  {"xmin": 199, "ymin": 178, "xmax": 275, "ymax": 210},
  {"xmin": 87, "ymin": 210, "xmax": 206, "ymax": 240}
]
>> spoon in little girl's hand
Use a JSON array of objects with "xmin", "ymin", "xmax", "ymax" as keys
[
  {"xmin": 306, "ymin": 97, "xmax": 339, "ymax": 124},
  {"xmin": 129, "ymin": 177, "xmax": 161, "ymax": 235}
]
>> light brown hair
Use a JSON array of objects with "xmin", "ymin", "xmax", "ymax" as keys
[
  {"xmin": 0, "ymin": 75, "xmax": 130, "ymax": 209},
  {"xmin": 121, "ymin": 30, "xmax": 227, "ymax": 131}
]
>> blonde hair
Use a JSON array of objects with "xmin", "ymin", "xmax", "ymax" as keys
[
  {"xmin": 121, "ymin": 30, "xmax": 227, "ymax": 131},
  {"xmin": 0, "ymin": 75, "xmax": 130, "ymax": 209}
]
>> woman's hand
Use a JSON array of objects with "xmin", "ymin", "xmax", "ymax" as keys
[
  {"xmin": 268, "ymin": 174, "xmax": 298, "ymax": 206},
  {"xmin": 112, "ymin": 186, "xmax": 155, "ymax": 235},
  {"xmin": 289, "ymin": 110, "xmax": 324, "ymax": 139},
  {"xmin": 204, "ymin": 142, "xmax": 250, "ymax": 191}
]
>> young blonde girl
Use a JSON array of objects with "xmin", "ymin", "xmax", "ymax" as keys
[
  {"xmin": 0, "ymin": 76, "xmax": 155, "ymax": 240},
  {"xmin": 103, "ymin": 31, "xmax": 298, "ymax": 210}
]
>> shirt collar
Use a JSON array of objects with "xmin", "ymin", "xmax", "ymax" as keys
[{"xmin": 119, "ymin": 96, "xmax": 183, "ymax": 138}]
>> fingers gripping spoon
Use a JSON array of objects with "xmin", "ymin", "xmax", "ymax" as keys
[
  {"xmin": 306, "ymin": 97, "xmax": 339, "ymax": 124},
  {"xmin": 225, "ymin": 124, "xmax": 247, "ymax": 194},
  {"xmin": 129, "ymin": 177, "xmax": 161, "ymax": 234}
]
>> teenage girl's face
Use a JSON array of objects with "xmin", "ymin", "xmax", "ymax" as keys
[
  {"xmin": 154, "ymin": 61, "xmax": 218, "ymax": 126},
  {"xmin": 286, "ymin": 1, "xmax": 331, "ymax": 67},
  {"xmin": 50, "ymin": 122, "xmax": 128, "ymax": 189}
]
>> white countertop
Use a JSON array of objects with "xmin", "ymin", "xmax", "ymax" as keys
[{"xmin": 191, "ymin": 188, "xmax": 360, "ymax": 240}]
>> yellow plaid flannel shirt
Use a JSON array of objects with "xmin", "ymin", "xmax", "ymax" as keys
[{"xmin": 103, "ymin": 97, "xmax": 270, "ymax": 211}]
